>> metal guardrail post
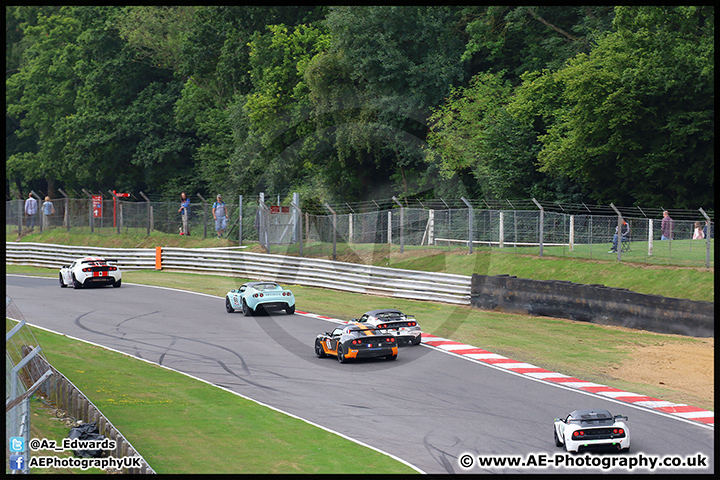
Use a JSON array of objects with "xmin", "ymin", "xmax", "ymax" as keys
[
  {"xmin": 532, "ymin": 198, "xmax": 544, "ymax": 257},
  {"xmin": 461, "ymin": 197, "xmax": 473, "ymax": 254}
]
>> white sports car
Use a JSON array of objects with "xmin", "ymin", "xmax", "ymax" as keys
[
  {"xmin": 59, "ymin": 256, "xmax": 122, "ymax": 288},
  {"xmin": 554, "ymin": 409, "xmax": 629, "ymax": 453},
  {"xmin": 352, "ymin": 309, "xmax": 422, "ymax": 345}
]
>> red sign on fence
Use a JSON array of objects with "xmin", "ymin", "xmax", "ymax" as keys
[
  {"xmin": 270, "ymin": 206, "xmax": 290, "ymax": 214},
  {"xmin": 92, "ymin": 195, "xmax": 103, "ymax": 218}
]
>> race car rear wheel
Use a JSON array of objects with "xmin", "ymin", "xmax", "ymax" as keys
[
  {"xmin": 554, "ymin": 427, "xmax": 563, "ymax": 447},
  {"xmin": 72, "ymin": 274, "xmax": 83, "ymax": 289},
  {"xmin": 285, "ymin": 304, "xmax": 295, "ymax": 315},
  {"xmin": 225, "ymin": 297, "xmax": 234, "ymax": 313},
  {"xmin": 242, "ymin": 299, "xmax": 253, "ymax": 316},
  {"xmin": 337, "ymin": 345, "xmax": 347, "ymax": 363},
  {"xmin": 112, "ymin": 279, "xmax": 121, "ymax": 288},
  {"xmin": 314, "ymin": 339, "xmax": 327, "ymax": 358},
  {"xmin": 59, "ymin": 273, "xmax": 67, "ymax": 288}
]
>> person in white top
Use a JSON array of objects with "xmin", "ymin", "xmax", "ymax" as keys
[
  {"xmin": 24, "ymin": 192, "xmax": 38, "ymax": 230},
  {"xmin": 693, "ymin": 221, "xmax": 704, "ymax": 239}
]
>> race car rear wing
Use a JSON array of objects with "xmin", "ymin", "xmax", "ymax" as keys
[{"xmin": 375, "ymin": 319, "xmax": 419, "ymax": 330}]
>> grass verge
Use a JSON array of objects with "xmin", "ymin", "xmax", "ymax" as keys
[{"xmin": 24, "ymin": 325, "xmax": 417, "ymax": 474}]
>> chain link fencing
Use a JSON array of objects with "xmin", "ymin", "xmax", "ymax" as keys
[{"xmin": 6, "ymin": 196, "xmax": 713, "ymax": 268}]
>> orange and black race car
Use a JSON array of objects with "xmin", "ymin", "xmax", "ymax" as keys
[{"xmin": 314, "ymin": 322, "xmax": 398, "ymax": 363}]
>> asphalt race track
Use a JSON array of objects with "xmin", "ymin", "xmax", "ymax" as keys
[{"xmin": 6, "ymin": 275, "xmax": 714, "ymax": 474}]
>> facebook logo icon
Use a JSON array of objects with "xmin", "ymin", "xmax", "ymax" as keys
[{"xmin": 10, "ymin": 454, "xmax": 25, "ymax": 471}]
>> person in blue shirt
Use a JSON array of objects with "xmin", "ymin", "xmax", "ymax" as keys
[
  {"xmin": 42, "ymin": 196, "xmax": 55, "ymax": 230},
  {"xmin": 178, "ymin": 192, "xmax": 190, "ymax": 235},
  {"xmin": 213, "ymin": 194, "xmax": 228, "ymax": 238}
]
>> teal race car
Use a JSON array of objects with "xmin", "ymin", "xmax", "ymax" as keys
[{"xmin": 225, "ymin": 281, "xmax": 296, "ymax": 315}]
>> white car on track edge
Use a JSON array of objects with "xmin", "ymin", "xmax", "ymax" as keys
[
  {"xmin": 59, "ymin": 256, "xmax": 122, "ymax": 288},
  {"xmin": 554, "ymin": 409, "xmax": 629, "ymax": 453}
]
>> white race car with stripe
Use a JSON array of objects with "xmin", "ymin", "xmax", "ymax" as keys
[
  {"xmin": 352, "ymin": 309, "xmax": 422, "ymax": 345},
  {"xmin": 59, "ymin": 257, "xmax": 122, "ymax": 288}
]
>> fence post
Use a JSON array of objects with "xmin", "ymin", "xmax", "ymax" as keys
[
  {"xmin": 58, "ymin": 188, "xmax": 70, "ymax": 232},
  {"xmin": 259, "ymin": 193, "xmax": 269, "ymax": 253},
  {"xmin": 81, "ymin": 189, "xmax": 95, "ymax": 234},
  {"xmin": 569, "ymin": 215, "xmax": 575, "ymax": 251},
  {"xmin": 461, "ymin": 197, "xmax": 473, "ymax": 254},
  {"xmin": 387, "ymin": 211, "xmax": 392, "ymax": 245},
  {"xmin": 108, "ymin": 190, "xmax": 121, "ymax": 234},
  {"xmin": 532, "ymin": 198, "xmax": 544, "ymax": 257},
  {"xmin": 499, "ymin": 211, "xmax": 505, "ymax": 248},
  {"xmin": 429, "ymin": 209, "xmax": 435, "ymax": 246},
  {"xmin": 324, "ymin": 203, "xmax": 337, "ymax": 261},
  {"xmin": 31, "ymin": 190, "xmax": 43, "ymax": 234},
  {"xmin": 291, "ymin": 196, "xmax": 302, "ymax": 257},
  {"xmin": 238, "ymin": 195, "xmax": 243, "ymax": 245},
  {"xmin": 139, "ymin": 191, "xmax": 151, "ymax": 237},
  {"xmin": 610, "ymin": 203, "xmax": 623, "ymax": 262},
  {"xmin": 392, "ymin": 196, "xmax": 404, "ymax": 253},
  {"xmin": 17, "ymin": 194, "xmax": 23, "ymax": 235},
  {"xmin": 699, "ymin": 208, "xmax": 712, "ymax": 269},
  {"xmin": 648, "ymin": 219, "xmax": 654, "ymax": 256},
  {"xmin": 197, "ymin": 193, "xmax": 207, "ymax": 239}
]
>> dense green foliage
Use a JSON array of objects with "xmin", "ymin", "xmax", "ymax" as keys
[{"xmin": 6, "ymin": 6, "xmax": 714, "ymax": 208}]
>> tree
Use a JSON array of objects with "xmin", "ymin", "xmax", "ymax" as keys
[
  {"xmin": 425, "ymin": 71, "xmax": 585, "ymax": 201},
  {"xmin": 302, "ymin": 5, "xmax": 470, "ymax": 201},
  {"xmin": 228, "ymin": 22, "xmax": 330, "ymax": 198},
  {"xmin": 6, "ymin": 7, "xmax": 83, "ymax": 196},
  {"xmin": 510, "ymin": 6, "xmax": 714, "ymax": 208},
  {"xmin": 459, "ymin": 6, "xmax": 615, "ymax": 81}
]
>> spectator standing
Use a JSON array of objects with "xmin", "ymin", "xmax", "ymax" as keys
[
  {"xmin": 178, "ymin": 192, "xmax": 190, "ymax": 235},
  {"xmin": 42, "ymin": 196, "xmax": 55, "ymax": 230},
  {"xmin": 693, "ymin": 222, "xmax": 704, "ymax": 239},
  {"xmin": 660, "ymin": 210, "xmax": 673, "ymax": 240},
  {"xmin": 213, "ymin": 194, "xmax": 229, "ymax": 238},
  {"xmin": 24, "ymin": 192, "xmax": 38, "ymax": 231}
]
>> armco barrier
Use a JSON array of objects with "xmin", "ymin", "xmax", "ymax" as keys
[
  {"xmin": 471, "ymin": 274, "xmax": 714, "ymax": 337},
  {"xmin": 5, "ymin": 242, "xmax": 471, "ymax": 305},
  {"xmin": 19, "ymin": 345, "xmax": 155, "ymax": 474}
]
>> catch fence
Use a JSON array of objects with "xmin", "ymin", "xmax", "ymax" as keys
[{"xmin": 6, "ymin": 194, "xmax": 713, "ymax": 268}]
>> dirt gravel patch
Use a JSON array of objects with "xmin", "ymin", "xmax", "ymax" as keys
[{"xmin": 611, "ymin": 337, "xmax": 714, "ymax": 406}]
